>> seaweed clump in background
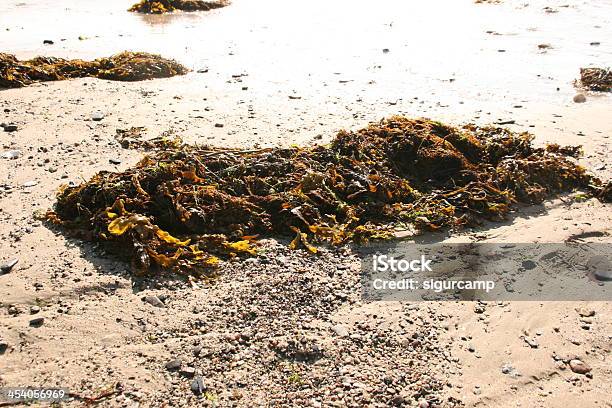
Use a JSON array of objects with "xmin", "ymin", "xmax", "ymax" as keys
[
  {"xmin": 578, "ymin": 68, "xmax": 612, "ymax": 92},
  {"xmin": 46, "ymin": 117, "xmax": 611, "ymax": 276},
  {"xmin": 129, "ymin": 0, "xmax": 229, "ymax": 14},
  {"xmin": 0, "ymin": 51, "xmax": 188, "ymax": 88}
]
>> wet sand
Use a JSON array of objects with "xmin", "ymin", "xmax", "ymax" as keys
[{"xmin": 1, "ymin": 0, "xmax": 611, "ymax": 407}]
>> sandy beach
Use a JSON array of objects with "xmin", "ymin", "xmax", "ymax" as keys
[{"xmin": 1, "ymin": 0, "xmax": 611, "ymax": 406}]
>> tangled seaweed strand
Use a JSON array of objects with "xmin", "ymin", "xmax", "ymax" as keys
[
  {"xmin": 578, "ymin": 68, "xmax": 612, "ymax": 92},
  {"xmin": 46, "ymin": 117, "xmax": 610, "ymax": 276},
  {"xmin": 0, "ymin": 51, "xmax": 188, "ymax": 88},
  {"xmin": 129, "ymin": 0, "xmax": 229, "ymax": 14}
]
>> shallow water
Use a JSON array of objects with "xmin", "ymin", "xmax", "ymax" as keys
[{"xmin": 1, "ymin": 0, "xmax": 611, "ymax": 146}]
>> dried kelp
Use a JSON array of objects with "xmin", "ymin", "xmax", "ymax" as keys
[
  {"xmin": 578, "ymin": 68, "xmax": 612, "ymax": 92},
  {"xmin": 129, "ymin": 0, "xmax": 229, "ymax": 14},
  {"xmin": 115, "ymin": 127, "xmax": 184, "ymax": 150},
  {"xmin": 46, "ymin": 117, "xmax": 610, "ymax": 276},
  {"xmin": 0, "ymin": 52, "xmax": 188, "ymax": 88}
]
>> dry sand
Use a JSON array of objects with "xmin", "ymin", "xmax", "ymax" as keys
[{"xmin": 1, "ymin": 0, "xmax": 611, "ymax": 406}]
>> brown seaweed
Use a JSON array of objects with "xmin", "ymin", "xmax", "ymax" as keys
[
  {"xmin": 578, "ymin": 67, "xmax": 612, "ymax": 92},
  {"xmin": 46, "ymin": 117, "xmax": 610, "ymax": 276},
  {"xmin": 129, "ymin": 0, "xmax": 229, "ymax": 14},
  {"xmin": 0, "ymin": 51, "xmax": 188, "ymax": 88}
]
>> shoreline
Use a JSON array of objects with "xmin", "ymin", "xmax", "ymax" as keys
[{"xmin": 1, "ymin": 0, "xmax": 611, "ymax": 406}]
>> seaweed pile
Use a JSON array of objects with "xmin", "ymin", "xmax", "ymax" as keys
[
  {"xmin": 129, "ymin": 0, "xmax": 228, "ymax": 14},
  {"xmin": 46, "ymin": 117, "xmax": 610, "ymax": 276},
  {"xmin": 0, "ymin": 51, "xmax": 188, "ymax": 88},
  {"xmin": 578, "ymin": 68, "xmax": 612, "ymax": 92}
]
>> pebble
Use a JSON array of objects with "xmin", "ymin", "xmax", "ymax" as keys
[
  {"xmin": 586, "ymin": 255, "xmax": 612, "ymax": 281},
  {"xmin": 593, "ymin": 268, "xmax": 612, "ymax": 281},
  {"xmin": 1, "ymin": 150, "xmax": 22, "ymax": 159},
  {"xmin": 521, "ymin": 260, "xmax": 537, "ymax": 270},
  {"xmin": 29, "ymin": 317, "xmax": 44, "ymax": 327},
  {"xmin": 109, "ymin": 158, "xmax": 122, "ymax": 165},
  {"xmin": 0, "ymin": 342, "xmax": 7, "ymax": 354},
  {"xmin": 524, "ymin": 337, "xmax": 539, "ymax": 348},
  {"xmin": 214, "ymin": 123, "xmax": 224, "ymax": 128},
  {"xmin": 331, "ymin": 324, "xmax": 349, "ymax": 337},
  {"xmin": 30, "ymin": 306, "xmax": 41, "ymax": 314},
  {"xmin": 2, "ymin": 124, "xmax": 18, "ymax": 132},
  {"xmin": 568, "ymin": 359, "xmax": 591, "ymax": 375},
  {"xmin": 92, "ymin": 111, "xmax": 105, "ymax": 121},
  {"xmin": 1, "ymin": 258, "xmax": 19, "ymax": 273},
  {"xmin": 576, "ymin": 307, "xmax": 595, "ymax": 317},
  {"xmin": 43, "ymin": 39, "xmax": 54, "ymax": 44},
  {"xmin": 179, "ymin": 366, "xmax": 196, "ymax": 378},
  {"xmin": 573, "ymin": 94, "xmax": 586, "ymax": 103},
  {"xmin": 143, "ymin": 295, "xmax": 165, "ymax": 308},
  {"xmin": 165, "ymin": 358, "xmax": 181, "ymax": 371},
  {"xmin": 190, "ymin": 376, "xmax": 205, "ymax": 395}
]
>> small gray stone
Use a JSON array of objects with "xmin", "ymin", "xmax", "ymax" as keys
[
  {"xmin": 30, "ymin": 306, "xmax": 41, "ymax": 314},
  {"xmin": 1, "ymin": 150, "xmax": 21, "ymax": 159},
  {"xmin": 92, "ymin": 111, "xmax": 105, "ymax": 121},
  {"xmin": 29, "ymin": 317, "xmax": 44, "ymax": 327},
  {"xmin": 143, "ymin": 296, "xmax": 165, "ymax": 308},
  {"xmin": 3, "ymin": 124, "xmax": 18, "ymax": 132},
  {"xmin": 109, "ymin": 158, "xmax": 122, "ymax": 165},
  {"xmin": 1, "ymin": 258, "xmax": 18, "ymax": 273},
  {"xmin": 190, "ymin": 376, "xmax": 205, "ymax": 395},
  {"xmin": 587, "ymin": 255, "xmax": 612, "ymax": 281},
  {"xmin": 521, "ymin": 260, "xmax": 537, "ymax": 270},
  {"xmin": 0, "ymin": 342, "xmax": 8, "ymax": 354},
  {"xmin": 165, "ymin": 358, "xmax": 181, "ymax": 371}
]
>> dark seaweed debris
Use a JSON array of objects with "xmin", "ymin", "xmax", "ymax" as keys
[
  {"xmin": 46, "ymin": 117, "xmax": 610, "ymax": 276},
  {"xmin": 578, "ymin": 68, "xmax": 612, "ymax": 92},
  {"xmin": 0, "ymin": 51, "xmax": 188, "ymax": 88},
  {"xmin": 129, "ymin": 0, "xmax": 229, "ymax": 14}
]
